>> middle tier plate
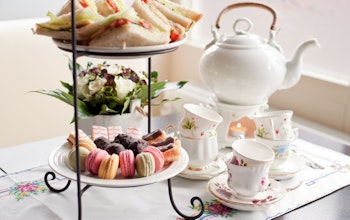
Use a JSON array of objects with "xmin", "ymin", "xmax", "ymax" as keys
[{"xmin": 48, "ymin": 143, "xmax": 189, "ymax": 188}]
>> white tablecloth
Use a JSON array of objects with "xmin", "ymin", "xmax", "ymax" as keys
[{"xmin": 1, "ymin": 137, "xmax": 350, "ymax": 220}]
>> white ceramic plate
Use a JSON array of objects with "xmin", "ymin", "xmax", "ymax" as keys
[
  {"xmin": 179, "ymin": 159, "xmax": 226, "ymax": 180},
  {"xmin": 48, "ymin": 143, "xmax": 188, "ymax": 187},
  {"xmin": 207, "ymin": 173, "xmax": 286, "ymax": 211},
  {"xmin": 52, "ymin": 35, "xmax": 187, "ymax": 58}
]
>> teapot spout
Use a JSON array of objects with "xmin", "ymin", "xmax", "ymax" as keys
[{"xmin": 281, "ymin": 38, "xmax": 320, "ymax": 89}]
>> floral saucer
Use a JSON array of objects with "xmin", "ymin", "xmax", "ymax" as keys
[
  {"xmin": 207, "ymin": 173, "xmax": 287, "ymax": 211},
  {"xmin": 269, "ymin": 151, "xmax": 306, "ymax": 180},
  {"xmin": 178, "ymin": 159, "xmax": 226, "ymax": 180}
]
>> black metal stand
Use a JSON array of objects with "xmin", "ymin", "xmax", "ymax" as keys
[
  {"xmin": 167, "ymin": 179, "xmax": 205, "ymax": 219},
  {"xmin": 44, "ymin": 1, "xmax": 204, "ymax": 219},
  {"xmin": 44, "ymin": 172, "xmax": 204, "ymax": 219},
  {"xmin": 44, "ymin": 171, "xmax": 71, "ymax": 193}
]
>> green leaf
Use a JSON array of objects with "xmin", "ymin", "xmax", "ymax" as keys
[
  {"xmin": 60, "ymin": 81, "xmax": 73, "ymax": 94},
  {"xmin": 99, "ymin": 104, "xmax": 119, "ymax": 115},
  {"xmin": 68, "ymin": 59, "xmax": 84, "ymax": 73},
  {"xmin": 31, "ymin": 89, "xmax": 95, "ymax": 122},
  {"xmin": 153, "ymin": 81, "xmax": 188, "ymax": 98},
  {"xmin": 151, "ymin": 97, "xmax": 182, "ymax": 106},
  {"xmin": 121, "ymin": 97, "xmax": 130, "ymax": 114}
]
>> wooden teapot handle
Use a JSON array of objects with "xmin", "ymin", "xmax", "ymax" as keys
[{"xmin": 215, "ymin": 2, "xmax": 277, "ymax": 31}]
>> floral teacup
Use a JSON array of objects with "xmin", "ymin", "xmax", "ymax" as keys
[
  {"xmin": 254, "ymin": 133, "xmax": 298, "ymax": 169},
  {"xmin": 226, "ymin": 155, "xmax": 272, "ymax": 197},
  {"xmin": 178, "ymin": 104, "xmax": 223, "ymax": 139},
  {"xmin": 180, "ymin": 129, "xmax": 218, "ymax": 170},
  {"xmin": 231, "ymin": 139, "xmax": 275, "ymax": 167},
  {"xmin": 253, "ymin": 110, "xmax": 294, "ymax": 140}
]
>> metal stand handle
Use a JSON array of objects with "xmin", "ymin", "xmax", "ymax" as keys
[{"xmin": 168, "ymin": 179, "xmax": 204, "ymax": 219}]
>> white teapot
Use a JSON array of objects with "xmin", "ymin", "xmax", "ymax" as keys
[{"xmin": 199, "ymin": 2, "xmax": 320, "ymax": 105}]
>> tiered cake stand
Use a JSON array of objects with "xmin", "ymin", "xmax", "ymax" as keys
[{"xmin": 43, "ymin": 2, "xmax": 204, "ymax": 219}]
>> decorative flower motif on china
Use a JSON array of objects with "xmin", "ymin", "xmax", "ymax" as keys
[
  {"xmin": 10, "ymin": 181, "xmax": 48, "ymax": 201},
  {"xmin": 275, "ymin": 144, "xmax": 290, "ymax": 158},
  {"xmin": 232, "ymin": 157, "xmax": 247, "ymax": 166},
  {"xmin": 260, "ymin": 176, "xmax": 266, "ymax": 186},
  {"xmin": 215, "ymin": 182, "xmax": 232, "ymax": 198},
  {"xmin": 252, "ymin": 195, "xmax": 277, "ymax": 204},
  {"xmin": 33, "ymin": 59, "xmax": 187, "ymax": 122},
  {"xmin": 256, "ymin": 127, "xmax": 269, "ymax": 137},
  {"xmin": 231, "ymin": 156, "xmax": 239, "ymax": 166},
  {"xmin": 207, "ymin": 130, "xmax": 217, "ymax": 138},
  {"xmin": 181, "ymin": 117, "xmax": 198, "ymax": 130},
  {"xmin": 189, "ymin": 200, "xmax": 236, "ymax": 219}
]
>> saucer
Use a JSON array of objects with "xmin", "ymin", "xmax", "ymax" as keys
[
  {"xmin": 269, "ymin": 151, "xmax": 306, "ymax": 180},
  {"xmin": 178, "ymin": 159, "xmax": 226, "ymax": 180},
  {"xmin": 207, "ymin": 173, "xmax": 287, "ymax": 211}
]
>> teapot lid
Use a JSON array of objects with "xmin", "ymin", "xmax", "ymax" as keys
[{"xmin": 218, "ymin": 18, "xmax": 266, "ymax": 48}]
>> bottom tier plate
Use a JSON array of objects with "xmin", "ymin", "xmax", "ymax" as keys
[{"xmin": 48, "ymin": 143, "xmax": 189, "ymax": 188}]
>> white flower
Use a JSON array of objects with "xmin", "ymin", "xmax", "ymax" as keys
[
  {"xmin": 115, "ymin": 76, "xmax": 136, "ymax": 101},
  {"xmin": 137, "ymin": 71, "xmax": 148, "ymax": 84},
  {"xmin": 77, "ymin": 75, "xmax": 106, "ymax": 100},
  {"xmin": 77, "ymin": 75, "xmax": 91, "ymax": 99},
  {"xmin": 105, "ymin": 64, "xmax": 122, "ymax": 75},
  {"xmin": 88, "ymin": 77, "xmax": 107, "ymax": 95}
]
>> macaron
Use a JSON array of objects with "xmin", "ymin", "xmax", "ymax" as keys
[
  {"xmin": 85, "ymin": 148, "xmax": 109, "ymax": 175},
  {"xmin": 119, "ymin": 150, "xmax": 135, "ymax": 177},
  {"xmin": 98, "ymin": 153, "xmax": 119, "ymax": 180},
  {"xmin": 76, "ymin": 138, "xmax": 97, "ymax": 151},
  {"xmin": 142, "ymin": 146, "xmax": 164, "ymax": 172},
  {"xmin": 68, "ymin": 147, "xmax": 90, "ymax": 171},
  {"xmin": 135, "ymin": 152, "xmax": 155, "ymax": 177}
]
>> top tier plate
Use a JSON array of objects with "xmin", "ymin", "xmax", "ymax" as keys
[{"xmin": 52, "ymin": 35, "xmax": 187, "ymax": 59}]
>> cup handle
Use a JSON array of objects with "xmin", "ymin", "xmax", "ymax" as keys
[
  {"xmin": 293, "ymin": 127, "xmax": 299, "ymax": 138},
  {"xmin": 238, "ymin": 134, "xmax": 245, "ymax": 140},
  {"xmin": 165, "ymin": 124, "xmax": 179, "ymax": 137}
]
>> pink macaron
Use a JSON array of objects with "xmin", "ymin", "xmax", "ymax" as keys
[
  {"xmin": 85, "ymin": 148, "xmax": 109, "ymax": 175},
  {"xmin": 142, "ymin": 146, "xmax": 165, "ymax": 172},
  {"xmin": 119, "ymin": 150, "xmax": 135, "ymax": 177}
]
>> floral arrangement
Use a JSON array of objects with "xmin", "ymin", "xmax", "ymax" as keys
[{"xmin": 34, "ymin": 60, "xmax": 187, "ymax": 122}]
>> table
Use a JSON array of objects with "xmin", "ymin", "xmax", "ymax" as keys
[{"xmin": 1, "ymin": 114, "xmax": 350, "ymax": 220}]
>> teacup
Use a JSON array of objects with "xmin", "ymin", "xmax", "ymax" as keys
[
  {"xmin": 226, "ymin": 155, "xmax": 272, "ymax": 197},
  {"xmin": 231, "ymin": 139, "xmax": 275, "ymax": 167},
  {"xmin": 180, "ymin": 129, "xmax": 218, "ymax": 170},
  {"xmin": 254, "ymin": 133, "xmax": 297, "ymax": 169},
  {"xmin": 178, "ymin": 104, "xmax": 223, "ymax": 139},
  {"xmin": 253, "ymin": 110, "xmax": 294, "ymax": 140}
]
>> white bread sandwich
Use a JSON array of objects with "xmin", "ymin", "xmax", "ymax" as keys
[
  {"xmin": 132, "ymin": 0, "xmax": 186, "ymax": 42},
  {"xmin": 132, "ymin": 0, "xmax": 171, "ymax": 33},
  {"xmin": 34, "ymin": 7, "xmax": 104, "ymax": 41},
  {"xmin": 77, "ymin": 8, "xmax": 170, "ymax": 47},
  {"xmin": 151, "ymin": 0, "xmax": 202, "ymax": 31},
  {"xmin": 95, "ymin": 0, "xmax": 127, "ymax": 16},
  {"xmin": 57, "ymin": 0, "xmax": 98, "ymax": 16},
  {"xmin": 133, "ymin": 0, "xmax": 201, "ymax": 42}
]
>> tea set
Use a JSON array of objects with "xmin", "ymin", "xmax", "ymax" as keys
[
  {"xmin": 176, "ymin": 1, "xmax": 318, "ymax": 211},
  {"xmin": 177, "ymin": 104, "xmax": 303, "ymax": 210}
]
